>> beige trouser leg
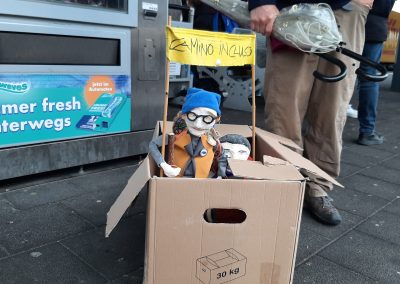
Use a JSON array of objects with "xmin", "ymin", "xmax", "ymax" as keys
[{"xmin": 264, "ymin": 2, "xmax": 369, "ymax": 197}]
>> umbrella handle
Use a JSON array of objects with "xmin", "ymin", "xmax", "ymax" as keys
[
  {"xmin": 339, "ymin": 47, "xmax": 388, "ymax": 82},
  {"xmin": 313, "ymin": 53, "xmax": 348, "ymax": 82}
]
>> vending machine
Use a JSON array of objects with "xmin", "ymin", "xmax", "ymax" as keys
[{"xmin": 0, "ymin": 0, "xmax": 167, "ymax": 180}]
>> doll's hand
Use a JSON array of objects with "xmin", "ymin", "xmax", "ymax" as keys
[{"xmin": 160, "ymin": 162, "xmax": 181, "ymax": 177}]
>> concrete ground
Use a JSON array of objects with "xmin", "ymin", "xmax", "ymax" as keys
[{"xmin": 0, "ymin": 77, "xmax": 399, "ymax": 283}]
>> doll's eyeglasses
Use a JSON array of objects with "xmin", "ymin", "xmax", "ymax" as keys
[{"xmin": 186, "ymin": 112, "xmax": 216, "ymax": 124}]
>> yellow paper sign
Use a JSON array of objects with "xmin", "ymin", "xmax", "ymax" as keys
[{"xmin": 166, "ymin": 26, "xmax": 256, "ymax": 67}]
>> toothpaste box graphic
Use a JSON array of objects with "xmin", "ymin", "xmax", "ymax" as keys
[{"xmin": 76, "ymin": 93, "xmax": 126, "ymax": 132}]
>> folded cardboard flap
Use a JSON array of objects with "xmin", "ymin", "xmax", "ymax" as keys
[
  {"xmin": 228, "ymin": 159, "xmax": 304, "ymax": 181},
  {"xmin": 215, "ymin": 124, "xmax": 253, "ymax": 138},
  {"xmin": 255, "ymin": 127, "xmax": 303, "ymax": 151},
  {"xmin": 263, "ymin": 155, "xmax": 291, "ymax": 166},
  {"xmin": 105, "ymin": 156, "xmax": 152, "ymax": 237},
  {"xmin": 218, "ymin": 125, "xmax": 340, "ymax": 187},
  {"xmin": 255, "ymin": 128, "xmax": 343, "ymax": 188}
]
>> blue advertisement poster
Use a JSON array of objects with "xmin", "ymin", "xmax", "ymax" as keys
[{"xmin": 0, "ymin": 74, "xmax": 131, "ymax": 148}]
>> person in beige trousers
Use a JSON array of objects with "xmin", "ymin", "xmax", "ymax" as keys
[{"xmin": 248, "ymin": 0, "xmax": 372, "ymax": 225}]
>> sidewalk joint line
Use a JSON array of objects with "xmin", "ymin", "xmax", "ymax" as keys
[{"xmin": 58, "ymin": 241, "xmax": 110, "ymax": 281}]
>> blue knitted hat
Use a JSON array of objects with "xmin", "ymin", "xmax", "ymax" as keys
[{"xmin": 182, "ymin": 88, "xmax": 221, "ymax": 116}]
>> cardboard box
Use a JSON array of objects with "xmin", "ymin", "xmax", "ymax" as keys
[
  {"xmin": 382, "ymin": 3, "xmax": 400, "ymax": 64},
  {"xmin": 106, "ymin": 123, "xmax": 341, "ymax": 284}
]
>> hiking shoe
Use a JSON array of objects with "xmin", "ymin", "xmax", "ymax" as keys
[
  {"xmin": 346, "ymin": 104, "xmax": 358, "ymax": 118},
  {"xmin": 357, "ymin": 132, "xmax": 384, "ymax": 146},
  {"xmin": 304, "ymin": 196, "xmax": 342, "ymax": 225}
]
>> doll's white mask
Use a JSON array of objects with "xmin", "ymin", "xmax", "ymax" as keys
[
  {"xmin": 184, "ymin": 107, "xmax": 218, "ymax": 137},
  {"xmin": 221, "ymin": 142, "xmax": 250, "ymax": 160}
]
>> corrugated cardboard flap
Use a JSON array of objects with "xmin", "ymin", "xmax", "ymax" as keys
[
  {"xmin": 215, "ymin": 124, "xmax": 253, "ymax": 138},
  {"xmin": 255, "ymin": 127, "xmax": 302, "ymax": 151},
  {"xmin": 255, "ymin": 127, "xmax": 343, "ymax": 187},
  {"xmin": 263, "ymin": 155, "xmax": 291, "ymax": 166},
  {"xmin": 106, "ymin": 156, "xmax": 152, "ymax": 237},
  {"xmin": 228, "ymin": 159, "xmax": 304, "ymax": 181}
]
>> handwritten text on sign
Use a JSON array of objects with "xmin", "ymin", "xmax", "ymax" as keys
[{"xmin": 166, "ymin": 27, "xmax": 256, "ymax": 67}]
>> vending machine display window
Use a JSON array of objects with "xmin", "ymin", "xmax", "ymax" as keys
[
  {"xmin": 33, "ymin": 0, "xmax": 128, "ymax": 12},
  {"xmin": 1, "ymin": 0, "xmax": 137, "ymax": 27}
]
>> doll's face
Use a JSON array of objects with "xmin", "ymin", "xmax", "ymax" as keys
[
  {"xmin": 184, "ymin": 107, "xmax": 218, "ymax": 137},
  {"xmin": 221, "ymin": 142, "xmax": 250, "ymax": 160}
]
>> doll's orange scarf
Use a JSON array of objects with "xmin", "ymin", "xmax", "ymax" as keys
[{"xmin": 174, "ymin": 131, "xmax": 214, "ymax": 178}]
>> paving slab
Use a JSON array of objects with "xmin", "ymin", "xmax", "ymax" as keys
[
  {"xmin": 301, "ymin": 208, "xmax": 363, "ymax": 240},
  {"xmin": 0, "ymin": 201, "xmax": 93, "ymax": 254},
  {"xmin": 68, "ymin": 165, "xmax": 137, "ymax": 194},
  {"xmin": 329, "ymin": 187, "xmax": 389, "ymax": 218},
  {"xmin": 339, "ymin": 174, "xmax": 400, "ymax": 201},
  {"xmin": 318, "ymin": 231, "xmax": 400, "ymax": 283},
  {"xmin": 379, "ymin": 155, "xmax": 400, "ymax": 170},
  {"xmin": 294, "ymin": 255, "xmax": 376, "ymax": 284},
  {"xmin": 61, "ymin": 215, "xmax": 146, "ymax": 281},
  {"xmin": 0, "ymin": 243, "xmax": 106, "ymax": 284},
  {"xmin": 296, "ymin": 226, "xmax": 330, "ymax": 265},
  {"xmin": 341, "ymin": 148, "xmax": 381, "ymax": 168},
  {"xmin": 383, "ymin": 198, "xmax": 400, "ymax": 215},
  {"xmin": 0, "ymin": 198, "xmax": 19, "ymax": 215},
  {"xmin": 342, "ymin": 136, "xmax": 358, "ymax": 149},
  {"xmin": 356, "ymin": 210, "xmax": 400, "ymax": 247},
  {"xmin": 108, "ymin": 268, "xmax": 143, "ymax": 284},
  {"xmin": 359, "ymin": 165, "xmax": 400, "ymax": 185},
  {"xmin": 343, "ymin": 144, "xmax": 394, "ymax": 164},
  {"xmin": 390, "ymin": 130, "xmax": 400, "ymax": 140},
  {"xmin": 342, "ymin": 121, "xmax": 359, "ymax": 148},
  {"xmin": 2, "ymin": 180, "xmax": 85, "ymax": 210},
  {"xmin": 338, "ymin": 162, "xmax": 363, "ymax": 178},
  {"xmin": 0, "ymin": 167, "xmax": 80, "ymax": 194},
  {"xmin": 61, "ymin": 182, "xmax": 147, "ymax": 226},
  {"xmin": 372, "ymin": 118, "xmax": 400, "ymax": 134},
  {"xmin": 367, "ymin": 139, "xmax": 400, "ymax": 154},
  {"xmin": 0, "ymin": 245, "xmax": 8, "ymax": 259}
]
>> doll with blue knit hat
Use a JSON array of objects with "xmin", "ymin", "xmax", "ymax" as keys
[{"xmin": 149, "ymin": 87, "xmax": 224, "ymax": 178}]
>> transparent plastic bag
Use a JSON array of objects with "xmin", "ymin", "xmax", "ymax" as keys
[
  {"xmin": 199, "ymin": 1, "xmax": 341, "ymax": 53},
  {"xmin": 272, "ymin": 3, "xmax": 342, "ymax": 53}
]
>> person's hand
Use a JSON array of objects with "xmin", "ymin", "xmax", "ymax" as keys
[
  {"xmin": 250, "ymin": 4, "xmax": 280, "ymax": 36},
  {"xmin": 160, "ymin": 162, "xmax": 181, "ymax": 177},
  {"xmin": 353, "ymin": 0, "xmax": 373, "ymax": 9}
]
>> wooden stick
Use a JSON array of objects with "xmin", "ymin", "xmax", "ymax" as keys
[
  {"xmin": 251, "ymin": 64, "xmax": 256, "ymax": 160},
  {"xmin": 160, "ymin": 16, "xmax": 172, "ymax": 177}
]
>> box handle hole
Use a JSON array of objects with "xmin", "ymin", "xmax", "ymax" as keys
[{"xmin": 203, "ymin": 208, "xmax": 246, "ymax": 224}]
